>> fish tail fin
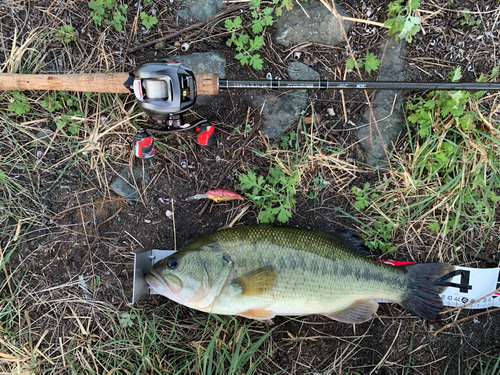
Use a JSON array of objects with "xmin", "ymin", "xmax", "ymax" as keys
[{"xmin": 400, "ymin": 263, "xmax": 455, "ymax": 321}]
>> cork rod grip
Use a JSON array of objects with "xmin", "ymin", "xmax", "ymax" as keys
[
  {"xmin": 194, "ymin": 73, "xmax": 219, "ymax": 95},
  {"xmin": 0, "ymin": 73, "xmax": 132, "ymax": 93},
  {"xmin": 0, "ymin": 72, "xmax": 220, "ymax": 95}
]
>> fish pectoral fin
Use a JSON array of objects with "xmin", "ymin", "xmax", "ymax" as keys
[
  {"xmin": 231, "ymin": 266, "xmax": 277, "ymax": 296},
  {"xmin": 324, "ymin": 301, "xmax": 379, "ymax": 324},
  {"xmin": 238, "ymin": 308, "xmax": 276, "ymax": 320}
]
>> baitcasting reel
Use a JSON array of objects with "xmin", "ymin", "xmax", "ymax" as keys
[{"xmin": 130, "ymin": 60, "xmax": 215, "ymax": 159}]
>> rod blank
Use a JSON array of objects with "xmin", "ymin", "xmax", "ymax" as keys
[{"xmin": 218, "ymin": 79, "xmax": 500, "ymax": 92}]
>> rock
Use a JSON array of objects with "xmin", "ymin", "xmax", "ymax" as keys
[
  {"xmin": 177, "ymin": 0, "xmax": 224, "ymax": 21},
  {"xmin": 109, "ymin": 166, "xmax": 151, "ymax": 201},
  {"xmin": 170, "ymin": 52, "xmax": 226, "ymax": 105},
  {"xmin": 274, "ymin": 1, "xmax": 352, "ymax": 47},
  {"xmin": 170, "ymin": 52, "xmax": 226, "ymax": 79},
  {"xmin": 288, "ymin": 61, "xmax": 321, "ymax": 81},
  {"xmin": 356, "ymin": 36, "xmax": 407, "ymax": 168},
  {"xmin": 36, "ymin": 126, "xmax": 53, "ymax": 143},
  {"xmin": 253, "ymin": 62, "xmax": 320, "ymax": 139}
]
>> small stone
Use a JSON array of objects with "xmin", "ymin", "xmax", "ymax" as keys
[
  {"xmin": 109, "ymin": 166, "xmax": 151, "ymax": 201},
  {"xmin": 165, "ymin": 210, "xmax": 173, "ymax": 218},
  {"xmin": 154, "ymin": 42, "xmax": 166, "ymax": 50},
  {"xmin": 36, "ymin": 127, "xmax": 53, "ymax": 143}
]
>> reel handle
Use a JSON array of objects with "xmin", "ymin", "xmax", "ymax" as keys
[{"xmin": 0, "ymin": 72, "xmax": 220, "ymax": 95}]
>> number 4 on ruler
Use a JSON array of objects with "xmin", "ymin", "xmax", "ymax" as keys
[{"xmin": 433, "ymin": 270, "xmax": 473, "ymax": 293}]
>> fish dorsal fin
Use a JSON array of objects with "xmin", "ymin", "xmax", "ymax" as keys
[
  {"xmin": 231, "ymin": 266, "xmax": 277, "ymax": 296},
  {"xmin": 324, "ymin": 301, "xmax": 379, "ymax": 324},
  {"xmin": 316, "ymin": 229, "xmax": 371, "ymax": 256}
]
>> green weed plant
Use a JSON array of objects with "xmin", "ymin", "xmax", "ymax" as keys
[
  {"xmin": 461, "ymin": 9, "xmax": 481, "ymax": 27},
  {"xmin": 41, "ymin": 91, "xmax": 84, "ymax": 135},
  {"xmin": 55, "ymin": 25, "xmax": 76, "ymax": 43},
  {"xmin": 239, "ymin": 166, "xmax": 298, "ymax": 223},
  {"xmin": 385, "ymin": 0, "xmax": 421, "ymax": 43},
  {"xmin": 225, "ymin": 0, "xmax": 306, "ymax": 70},
  {"xmin": 346, "ymin": 53, "xmax": 381, "ymax": 74},
  {"xmin": 350, "ymin": 182, "xmax": 399, "ymax": 252},
  {"xmin": 352, "ymin": 66, "xmax": 500, "ymax": 241},
  {"xmin": 88, "ymin": 0, "xmax": 128, "ymax": 32},
  {"xmin": 239, "ymin": 112, "xmax": 350, "ymax": 223},
  {"xmin": 7, "ymin": 91, "xmax": 30, "ymax": 114},
  {"xmin": 140, "ymin": 12, "xmax": 158, "ymax": 29}
]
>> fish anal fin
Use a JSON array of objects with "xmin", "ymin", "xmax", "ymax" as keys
[
  {"xmin": 238, "ymin": 308, "xmax": 275, "ymax": 320},
  {"xmin": 231, "ymin": 266, "xmax": 277, "ymax": 296},
  {"xmin": 324, "ymin": 301, "xmax": 379, "ymax": 324}
]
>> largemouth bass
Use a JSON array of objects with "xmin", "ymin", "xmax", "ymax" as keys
[{"xmin": 145, "ymin": 225, "xmax": 453, "ymax": 323}]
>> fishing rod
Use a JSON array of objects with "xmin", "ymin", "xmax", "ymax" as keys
[{"xmin": 2, "ymin": 59, "xmax": 499, "ymax": 158}]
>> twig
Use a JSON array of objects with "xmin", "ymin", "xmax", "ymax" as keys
[
  {"xmin": 369, "ymin": 321, "xmax": 401, "ymax": 374},
  {"xmin": 122, "ymin": 0, "xmax": 142, "ymax": 71},
  {"xmin": 227, "ymin": 204, "xmax": 251, "ymax": 228},
  {"xmin": 128, "ymin": 5, "xmax": 240, "ymax": 52},
  {"xmin": 434, "ymin": 307, "xmax": 500, "ymax": 336}
]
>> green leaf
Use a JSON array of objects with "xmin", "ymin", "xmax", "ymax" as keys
[
  {"xmin": 354, "ymin": 199, "xmax": 369, "ymax": 210},
  {"xmin": 346, "ymin": 56, "xmax": 356, "ymax": 70},
  {"xmin": 68, "ymin": 124, "xmax": 79, "ymax": 134},
  {"xmin": 225, "ymin": 19, "xmax": 234, "ymax": 30},
  {"xmin": 249, "ymin": 35, "xmax": 264, "ymax": 52},
  {"xmin": 239, "ymin": 170, "xmax": 258, "ymax": 189},
  {"xmin": 252, "ymin": 19, "xmax": 264, "ymax": 34},
  {"xmin": 489, "ymin": 192, "xmax": 500, "ymax": 203},
  {"xmin": 428, "ymin": 222, "xmax": 441, "ymax": 232},
  {"xmin": 364, "ymin": 52, "xmax": 380, "ymax": 73},
  {"xmin": 259, "ymin": 208, "xmax": 275, "ymax": 223},
  {"xmin": 0, "ymin": 170, "xmax": 6, "ymax": 180},
  {"xmin": 262, "ymin": 14, "xmax": 273, "ymax": 26},
  {"xmin": 263, "ymin": 7, "xmax": 274, "ymax": 16},
  {"xmin": 386, "ymin": 0, "xmax": 403, "ymax": 17},
  {"xmin": 277, "ymin": 207, "xmax": 292, "ymax": 223},
  {"xmin": 250, "ymin": 54, "xmax": 263, "ymax": 70},
  {"xmin": 491, "ymin": 66, "xmax": 499, "ymax": 78},
  {"xmin": 140, "ymin": 12, "xmax": 158, "ymax": 29},
  {"xmin": 240, "ymin": 55, "xmax": 249, "ymax": 66},
  {"xmin": 249, "ymin": 0, "xmax": 260, "ymax": 10},
  {"xmin": 120, "ymin": 312, "xmax": 135, "ymax": 328},
  {"xmin": 448, "ymin": 67, "xmax": 462, "ymax": 82},
  {"xmin": 410, "ymin": 0, "xmax": 421, "ymax": 10},
  {"xmin": 226, "ymin": 17, "xmax": 243, "ymax": 31},
  {"xmin": 8, "ymin": 102, "xmax": 30, "ymax": 114},
  {"xmin": 237, "ymin": 32, "xmax": 249, "ymax": 46}
]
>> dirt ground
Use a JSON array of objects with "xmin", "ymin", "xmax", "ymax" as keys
[{"xmin": 1, "ymin": 0, "xmax": 500, "ymax": 374}]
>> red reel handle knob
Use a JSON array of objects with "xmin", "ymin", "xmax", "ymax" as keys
[
  {"xmin": 196, "ymin": 122, "xmax": 215, "ymax": 147},
  {"xmin": 134, "ymin": 129, "xmax": 155, "ymax": 159}
]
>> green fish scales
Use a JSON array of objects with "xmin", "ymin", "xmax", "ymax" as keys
[{"xmin": 147, "ymin": 225, "xmax": 454, "ymax": 323}]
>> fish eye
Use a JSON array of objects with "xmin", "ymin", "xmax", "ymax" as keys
[{"xmin": 167, "ymin": 258, "xmax": 179, "ymax": 269}]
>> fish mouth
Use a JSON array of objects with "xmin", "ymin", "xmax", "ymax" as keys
[{"xmin": 145, "ymin": 270, "xmax": 183, "ymax": 296}]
